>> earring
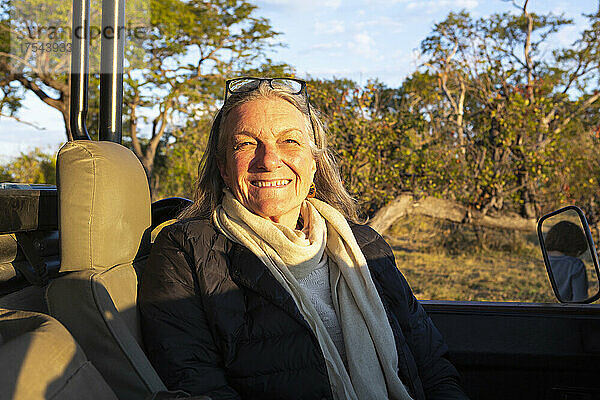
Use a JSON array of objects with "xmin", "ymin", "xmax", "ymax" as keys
[{"xmin": 307, "ymin": 182, "xmax": 316, "ymax": 198}]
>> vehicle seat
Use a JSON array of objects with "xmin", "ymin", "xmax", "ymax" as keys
[
  {"xmin": 45, "ymin": 141, "xmax": 166, "ymax": 399},
  {"xmin": 0, "ymin": 307, "xmax": 118, "ymax": 400}
]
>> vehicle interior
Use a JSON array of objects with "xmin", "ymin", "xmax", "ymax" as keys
[{"xmin": 1, "ymin": 0, "xmax": 600, "ymax": 399}]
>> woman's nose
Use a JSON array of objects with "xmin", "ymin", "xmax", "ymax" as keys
[{"xmin": 254, "ymin": 143, "xmax": 282, "ymax": 170}]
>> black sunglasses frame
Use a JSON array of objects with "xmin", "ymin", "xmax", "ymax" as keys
[{"xmin": 223, "ymin": 77, "xmax": 316, "ymax": 141}]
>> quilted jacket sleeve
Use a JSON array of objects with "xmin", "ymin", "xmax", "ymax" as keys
[
  {"xmin": 356, "ymin": 225, "xmax": 469, "ymax": 400},
  {"xmin": 138, "ymin": 223, "xmax": 241, "ymax": 399},
  {"xmin": 386, "ymin": 262, "xmax": 469, "ymax": 400}
]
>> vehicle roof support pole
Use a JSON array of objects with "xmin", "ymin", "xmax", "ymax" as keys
[
  {"xmin": 99, "ymin": 0, "xmax": 125, "ymax": 144},
  {"xmin": 69, "ymin": 0, "xmax": 92, "ymax": 140}
]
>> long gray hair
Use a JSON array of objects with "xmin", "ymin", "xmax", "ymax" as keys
[{"xmin": 178, "ymin": 80, "xmax": 360, "ymax": 222}]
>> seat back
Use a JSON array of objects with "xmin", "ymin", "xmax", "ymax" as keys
[
  {"xmin": 46, "ymin": 140, "xmax": 166, "ymax": 399},
  {"xmin": 0, "ymin": 308, "xmax": 118, "ymax": 400}
]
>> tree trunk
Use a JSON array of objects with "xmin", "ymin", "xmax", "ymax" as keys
[
  {"xmin": 368, "ymin": 193, "xmax": 537, "ymax": 235},
  {"xmin": 60, "ymin": 96, "xmax": 72, "ymax": 141},
  {"xmin": 140, "ymin": 155, "xmax": 156, "ymax": 201},
  {"xmin": 128, "ymin": 96, "xmax": 161, "ymax": 201}
]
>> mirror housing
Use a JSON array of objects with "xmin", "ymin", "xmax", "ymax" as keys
[{"xmin": 537, "ymin": 206, "xmax": 600, "ymax": 303}]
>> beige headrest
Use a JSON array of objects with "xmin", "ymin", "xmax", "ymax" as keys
[{"xmin": 57, "ymin": 141, "xmax": 151, "ymax": 272}]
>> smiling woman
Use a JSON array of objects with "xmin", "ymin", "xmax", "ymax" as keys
[{"xmin": 138, "ymin": 77, "xmax": 469, "ymax": 399}]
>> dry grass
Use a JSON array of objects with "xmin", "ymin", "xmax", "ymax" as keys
[{"xmin": 386, "ymin": 215, "xmax": 555, "ymax": 302}]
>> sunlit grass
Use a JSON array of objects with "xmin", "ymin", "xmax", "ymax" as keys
[{"xmin": 386, "ymin": 215, "xmax": 555, "ymax": 302}]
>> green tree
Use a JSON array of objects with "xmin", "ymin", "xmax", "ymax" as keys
[
  {"xmin": 0, "ymin": 148, "xmax": 57, "ymax": 184},
  {"xmin": 121, "ymin": 0, "xmax": 291, "ymax": 199},
  {"xmin": 308, "ymin": 4, "xmax": 600, "ymax": 226},
  {"xmin": 406, "ymin": 3, "xmax": 600, "ymax": 219},
  {"xmin": 0, "ymin": 0, "xmax": 76, "ymax": 137},
  {"xmin": 0, "ymin": 0, "xmax": 290, "ymax": 199},
  {"xmin": 153, "ymin": 115, "xmax": 212, "ymax": 199},
  {"xmin": 308, "ymin": 78, "xmax": 426, "ymax": 216}
]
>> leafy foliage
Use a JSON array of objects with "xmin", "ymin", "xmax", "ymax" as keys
[
  {"xmin": 0, "ymin": 0, "xmax": 291, "ymax": 199},
  {"xmin": 304, "ymin": 6, "xmax": 600, "ymax": 224},
  {"xmin": 119, "ymin": 0, "xmax": 293, "ymax": 199}
]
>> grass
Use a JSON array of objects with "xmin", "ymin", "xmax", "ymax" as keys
[{"xmin": 386, "ymin": 215, "xmax": 556, "ymax": 302}]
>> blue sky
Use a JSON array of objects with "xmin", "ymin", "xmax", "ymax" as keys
[{"xmin": 0, "ymin": 0, "xmax": 595, "ymax": 163}]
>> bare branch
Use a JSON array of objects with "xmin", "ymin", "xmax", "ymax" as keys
[
  {"xmin": 129, "ymin": 96, "xmax": 143, "ymax": 159},
  {"xmin": 0, "ymin": 51, "xmax": 41, "ymax": 74},
  {"xmin": 522, "ymin": 3, "xmax": 534, "ymax": 102},
  {"xmin": 0, "ymin": 113, "xmax": 46, "ymax": 129},
  {"xmin": 554, "ymin": 92, "xmax": 600, "ymax": 134}
]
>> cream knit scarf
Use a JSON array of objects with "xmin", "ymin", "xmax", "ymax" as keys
[{"xmin": 213, "ymin": 189, "xmax": 413, "ymax": 400}]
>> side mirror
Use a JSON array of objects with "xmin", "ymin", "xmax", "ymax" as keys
[{"xmin": 537, "ymin": 206, "xmax": 600, "ymax": 304}]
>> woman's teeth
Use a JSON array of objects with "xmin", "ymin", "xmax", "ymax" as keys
[{"xmin": 252, "ymin": 180, "xmax": 291, "ymax": 188}]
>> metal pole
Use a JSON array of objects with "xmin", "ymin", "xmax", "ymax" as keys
[
  {"xmin": 99, "ymin": 0, "xmax": 125, "ymax": 143},
  {"xmin": 69, "ymin": 0, "xmax": 91, "ymax": 140}
]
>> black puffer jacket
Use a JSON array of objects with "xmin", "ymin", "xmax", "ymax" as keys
[{"xmin": 139, "ymin": 219, "xmax": 468, "ymax": 400}]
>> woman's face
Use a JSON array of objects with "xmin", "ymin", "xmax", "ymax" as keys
[{"xmin": 219, "ymin": 97, "xmax": 317, "ymax": 228}]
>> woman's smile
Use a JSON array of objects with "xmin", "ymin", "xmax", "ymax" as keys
[{"xmin": 250, "ymin": 179, "xmax": 292, "ymax": 188}]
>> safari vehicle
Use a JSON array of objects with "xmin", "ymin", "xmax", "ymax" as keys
[{"xmin": 1, "ymin": 0, "xmax": 600, "ymax": 399}]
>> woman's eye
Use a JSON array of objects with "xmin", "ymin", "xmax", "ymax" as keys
[
  {"xmin": 234, "ymin": 141, "xmax": 254, "ymax": 150},
  {"xmin": 283, "ymin": 138, "xmax": 300, "ymax": 145}
]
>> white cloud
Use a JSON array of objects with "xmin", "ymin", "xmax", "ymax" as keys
[
  {"xmin": 372, "ymin": 0, "xmax": 478, "ymax": 7},
  {"xmin": 301, "ymin": 66, "xmax": 355, "ymax": 77},
  {"xmin": 314, "ymin": 20, "xmax": 345, "ymax": 34},
  {"xmin": 355, "ymin": 16, "xmax": 404, "ymax": 33},
  {"xmin": 366, "ymin": 0, "xmax": 407, "ymax": 4},
  {"xmin": 308, "ymin": 41, "xmax": 344, "ymax": 51},
  {"xmin": 553, "ymin": 24, "xmax": 578, "ymax": 47},
  {"xmin": 449, "ymin": 0, "xmax": 479, "ymax": 8},
  {"xmin": 322, "ymin": 0, "xmax": 342, "ymax": 8},
  {"xmin": 300, "ymin": 41, "xmax": 344, "ymax": 56},
  {"xmin": 349, "ymin": 32, "xmax": 378, "ymax": 57},
  {"xmin": 405, "ymin": 0, "xmax": 479, "ymax": 12},
  {"xmin": 258, "ymin": 0, "xmax": 293, "ymax": 5},
  {"xmin": 257, "ymin": 0, "xmax": 341, "ymax": 10}
]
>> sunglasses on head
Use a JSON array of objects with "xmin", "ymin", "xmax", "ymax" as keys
[{"xmin": 223, "ymin": 77, "xmax": 316, "ymax": 140}]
